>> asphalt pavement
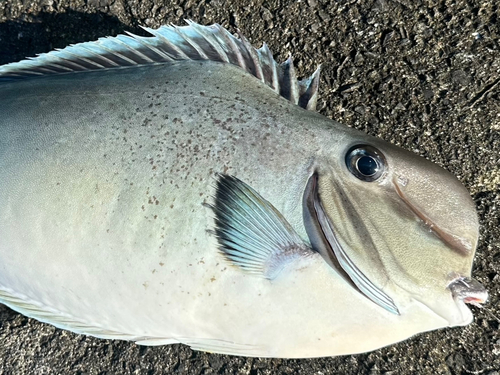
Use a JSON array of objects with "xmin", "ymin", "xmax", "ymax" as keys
[{"xmin": 0, "ymin": 0, "xmax": 499, "ymax": 374}]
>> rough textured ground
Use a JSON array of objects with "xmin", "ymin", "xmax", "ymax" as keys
[{"xmin": 0, "ymin": 0, "xmax": 498, "ymax": 374}]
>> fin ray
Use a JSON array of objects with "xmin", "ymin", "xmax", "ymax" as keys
[
  {"xmin": 211, "ymin": 174, "xmax": 314, "ymax": 279},
  {"xmin": 0, "ymin": 285, "xmax": 150, "ymax": 341},
  {"xmin": 136, "ymin": 336, "xmax": 266, "ymax": 356}
]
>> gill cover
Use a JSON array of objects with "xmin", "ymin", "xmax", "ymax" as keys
[{"xmin": 303, "ymin": 173, "xmax": 399, "ymax": 314}]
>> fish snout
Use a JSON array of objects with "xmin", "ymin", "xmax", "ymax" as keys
[{"xmin": 392, "ymin": 170, "xmax": 479, "ymax": 257}]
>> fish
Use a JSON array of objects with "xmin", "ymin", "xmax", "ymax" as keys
[{"xmin": 0, "ymin": 21, "xmax": 488, "ymax": 358}]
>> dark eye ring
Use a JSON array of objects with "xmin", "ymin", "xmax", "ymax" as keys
[{"xmin": 345, "ymin": 145, "xmax": 386, "ymax": 182}]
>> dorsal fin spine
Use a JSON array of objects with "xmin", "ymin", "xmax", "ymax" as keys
[
  {"xmin": 149, "ymin": 28, "xmax": 190, "ymax": 59},
  {"xmin": 174, "ymin": 25, "xmax": 209, "ymax": 60},
  {"xmin": 114, "ymin": 36, "xmax": 156, "ymax": 63},
  {"xmin": 51, "ymin": 50, "xmax": 93, "ymax": 70},
  {"xmin": 36, "ymin": 66, "xmax": 58, "ymax": 74},
  {"xmin": 287, "ymin": 56, "xmax": 299, "ymax": 104},
  {"xmin": 83, "ymin": 45, "xmax": 123, "ymax": 67},
  {"xmin": 259, "ymin": 43, "xmax": 279, "ymax": 92},
  {"xmin": 49, "ymin": 58, "xmax": 84, "ymax": 72},
  {"xmin": 300, "ymin": 65, "xmax": 321, "ymax": 111},
  {"xmin": 99, "ymin": 39, "xmax": 143, "ymax": 65},
  {"xmin": 187, "ymin": 21, "xmax": 229, "ymax": 63},
  {"xmin": 67, "ymin": 48, "xmax": 109, "ymax": 68},
  {"xmin": 220, "ymin": 27, "xmax": 248, "ymax": 71},
  {"xmin": 238, "ymin": 31, "xmax": 264, "ymax": 82},
  {"xmin": 123, "ymin": 32, "xmax": 171, "ymax": 62}
]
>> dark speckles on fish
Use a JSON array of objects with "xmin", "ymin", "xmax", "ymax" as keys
[{"xmin": 0, "ymin": 21, "xmax": 487, "ymax": 358}]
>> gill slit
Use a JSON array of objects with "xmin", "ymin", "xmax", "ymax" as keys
[{"xmin": 310, "ymin": 173, "xmax": 400, "ymax": 315}]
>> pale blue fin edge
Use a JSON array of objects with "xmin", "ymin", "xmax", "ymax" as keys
[
  {"xmin": 0, "ymin": 285, "xmax": 266, "ymax": 356},
  {"xmin": 0, "ymin": 21, "xmax": 321, "ymax": 111},
  {"xmin": 0, "ymin": 285, "xmax": 150, "ymax": 341},
  {"xmin": 137, "ymin": 337, "xmax": 265, "ymax": 357},
  {"xmin": 210, "ymin": 174, "xmax": 313, "ymax": 279}
]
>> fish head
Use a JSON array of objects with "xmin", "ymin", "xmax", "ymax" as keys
[{"xmin": 303, "ymin": 131, "xmax": 487, "ymax": 326}]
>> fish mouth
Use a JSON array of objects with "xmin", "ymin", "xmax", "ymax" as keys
[
  {"xmin": 448, "ymin": 276, "xmax": 488, "ymax": 308},
  {"xmin": 303, "ymin": 173, "xmax": 400, "ymax": 315}
]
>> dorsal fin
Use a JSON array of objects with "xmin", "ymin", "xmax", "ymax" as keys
[{"xmin": 0, "ymin": 21, "xmax": 321, "ymax": 111}]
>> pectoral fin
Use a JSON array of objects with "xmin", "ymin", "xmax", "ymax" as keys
[{"xmin": 210, "ymin": 174, "xmax": 313, "ymax": 279}]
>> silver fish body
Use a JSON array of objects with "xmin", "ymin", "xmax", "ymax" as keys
[{"xmin": 0, "ymin": 23, "xmax": 487, "ymax": 358}]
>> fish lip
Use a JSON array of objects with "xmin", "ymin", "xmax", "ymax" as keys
[
  {"xmin": 448, "ymin": 276, "xmax": 488, "ymax": 307},
  {"xmin": 445, "ymin": 276, "xmax": 488, "ymax": 326},
  {"xmin": 305, "ymin": 173, "xmax": 400, "ymax": 315},
  {"xmin": 393, "ymin": 177, "xmax": 474, "ymax": 256}
]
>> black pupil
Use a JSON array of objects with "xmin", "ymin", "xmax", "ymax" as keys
[{"xmin": 357, "ymin": 155, "xmax": 378, "ymax": 176}]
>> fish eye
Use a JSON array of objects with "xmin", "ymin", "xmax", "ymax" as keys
[{"xmin": 345, "ymin": 145, "xmax": 386, "ymax": 182}]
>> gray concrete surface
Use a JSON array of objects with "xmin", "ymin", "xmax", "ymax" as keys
[{"xmin": 0, "ymin": 0, "xmax": 499, "ymax": 374}]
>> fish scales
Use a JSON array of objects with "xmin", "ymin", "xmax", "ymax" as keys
[{"xmin": 0, "ymin": 22, "xmax": 487, "ymax": 358}]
